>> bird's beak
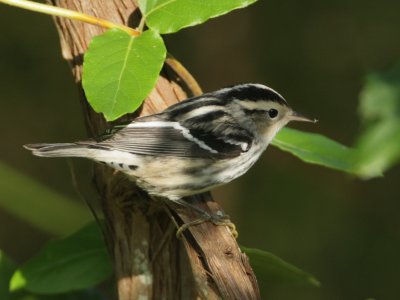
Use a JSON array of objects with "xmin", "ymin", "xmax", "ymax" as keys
[{"xmin": 289, "ymin": 111, "xmax": 318, "ymax": 123}]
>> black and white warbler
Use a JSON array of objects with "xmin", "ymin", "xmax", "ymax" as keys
[{"xmin": 25, "ymin": 83, "xmax": 315, "ymax": 205}]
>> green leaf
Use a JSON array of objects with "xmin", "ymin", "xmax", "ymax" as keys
[
  {"xmin": 1, "ymin": 250, "xmax": 104, "ymax": 300},
  {"xmin": 10, "ymin": 223, "xmax": 112, "ymax": 294},
  {"xmin": 0, "ymin": 161, "xmax": 91, "ymax": 235},
  {"xmin": 354, "ymin": 63, "xmax": 400, "ymax": 178},
  {"xmin": 272, "ymin": 62, "xmax": 400, "ymax": 179},
  {"xmin": 82, "ymin": 29, "xmax": 166, "ymax": 121},
  {"xmin": 0, "ymin": 250, "xmax": 16, "ymax": 300},
  {"xmin": 242, "ymin": 247, "xmax": 320, "ymax": 287},
  {"xmin": 139, "ymin": 0, "xmax": 258, "ymax": 34},
  {"xmin": 355, "ymin": 120, "xmax": 400, "ymax": 178},
  {"xmin": 358, "ymin": 64, "xmax": 400, "ymax": 122},
  {"xmin": 272, "ymin": 128, "xmax": 358, "ymax": 174}
]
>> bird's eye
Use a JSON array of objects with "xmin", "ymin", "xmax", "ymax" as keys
[{"xmin": 268, "ymin": 109, "xmax": 278, "ymax": 119}]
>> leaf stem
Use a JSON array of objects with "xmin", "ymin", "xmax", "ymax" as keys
[
  {"xmin": 138, "ymin": 16, "xmax": 146, "ymax": 33},
  {"xmin": 166, "ymin": 54, "xmax": 203, "ymax": 96},
  {"xmin": 0, "ymin": 0, "xmax": 140, "ymax": 36}
]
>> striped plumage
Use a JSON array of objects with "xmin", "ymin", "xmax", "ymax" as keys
[{"xmin": 25, "ymin": 83, "xmax": 315, "ymax": 201}]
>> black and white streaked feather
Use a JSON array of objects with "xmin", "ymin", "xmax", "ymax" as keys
[
  {"xmin": 96, "ymin": 113, "xmax": 253, "ymax": 159},
  {"xmin": 24, "ymin": 83, "xmax": 310, "ymax": 200},
  {"xmin": 88, "ymin": 84, "xmax": 282, "ymax": 159}
]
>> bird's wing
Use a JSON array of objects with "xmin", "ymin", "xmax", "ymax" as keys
[{"xmin": 94, "ymin": 112, "xmax": 253, "ymax": 159}]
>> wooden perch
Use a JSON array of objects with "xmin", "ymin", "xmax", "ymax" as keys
[{"xmin": 48, "ymin": 1, "xmax": 260, "ymax": 299}]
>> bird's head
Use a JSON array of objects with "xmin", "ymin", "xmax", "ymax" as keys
[{"xmin": 218, "ymin": 83, "xmax": 317, "ymax": 142}]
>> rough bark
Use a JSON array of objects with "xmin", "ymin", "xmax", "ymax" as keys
[{"xmin": 48, "ymin": 1, "xmax": 260, "ymax": 299}]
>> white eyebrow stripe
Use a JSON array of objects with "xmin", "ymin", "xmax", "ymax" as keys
[
  {"xmin": 234, "ymin": 99, "xmax": 269, "ymax": 110},
  {"xmin": 127, "ymin": 121, "xmax": 218, "ymax": 154}
]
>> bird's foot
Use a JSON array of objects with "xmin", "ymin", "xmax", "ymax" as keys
[{"xmin": 176, "ymin": 211, "xmax": 238, "ymax": 239}]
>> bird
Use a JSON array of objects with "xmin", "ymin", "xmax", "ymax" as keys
[{"xmin": 24, "ymin": 83, "xmax": 315, "ymax": 230}]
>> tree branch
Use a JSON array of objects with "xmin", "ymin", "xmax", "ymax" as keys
[{"xmin": 48, "ymin": 1, "xmax": 260, "ymax": 299}]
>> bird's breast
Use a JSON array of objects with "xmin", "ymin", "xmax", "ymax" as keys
[{"xmin": 213, "ymin": 142, "xmax": 266, "ymax": 184}]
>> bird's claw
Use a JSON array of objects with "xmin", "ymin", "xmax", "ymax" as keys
[{"xmin": 176, "ymin": 212, "xmax": 238, "ymax": 239}]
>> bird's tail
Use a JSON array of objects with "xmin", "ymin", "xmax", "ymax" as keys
[{"xmin": 24, "ymin": 143, "xmax": 93, "ymax": 158}]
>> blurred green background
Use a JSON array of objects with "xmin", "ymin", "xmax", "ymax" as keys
[{"xmin": 1, "ymin": 0, "xmax": 400, "ymax": 299}]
